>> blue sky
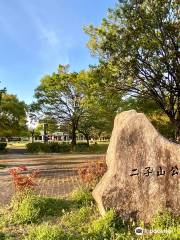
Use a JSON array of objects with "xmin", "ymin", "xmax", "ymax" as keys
[{"xmin": 0, "ymin": 0, "xmax": 117, "ymax": 104}]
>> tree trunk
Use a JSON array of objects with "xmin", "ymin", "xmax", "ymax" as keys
[
  {"xmin": 175, "ymin": 103, "xmax": 180, "ymax": 142},
  {"xmin": 71, "ymin": 124, "xmax": 77, "ymax": 147},
  {"xmin": 168, "ymin": 114, "xmax": 180, "ymax": 143},
  {"xmin": 85, "ymin": 135, "xmax": 90, "ymax": 146},
  {"xmin": 31, "ymin": 130, "xmax": 35, "ymax": 143},
  {"xmin": 44, "ymin": 123, "xmax": 48, "ymax": 143},
  {"xmin": 175, "ymin": 122, "xmax": 180, "ymax": 143}
]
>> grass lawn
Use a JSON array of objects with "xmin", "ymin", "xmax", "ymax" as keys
[
  {"xmin": 0, "ymin": 187, "xmax": 179, "ymax": 240},
  {"xmin": 7, "ymin": 142, "xmax": 29, "ymax": 149}
]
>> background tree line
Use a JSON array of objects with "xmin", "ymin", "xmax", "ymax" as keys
[{"xmin": 1, "ymin": 0, "xmax": 179, "ymax": 144}]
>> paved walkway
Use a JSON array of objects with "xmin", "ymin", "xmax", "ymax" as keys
[{"xmin": 0, "ymin": 154, "xmax": 105, "ymax": 205}]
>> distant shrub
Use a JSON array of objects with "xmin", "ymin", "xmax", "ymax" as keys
[
  {"xmin": 26, "ymin": 142, "xmax": 108, "ymax": 153},
  {"xmin": 47, "ymin": 142, "xmax": 71, "ymax": 153},
  {"xmin": 73, "ymin": 143, "xmax": 108, "ymax": 154},
  {"xmin": 26, "ymin": 142, "xmax": 44, "ymax": 153},
  {"xmin": 89, "ymin": 143, "xmax": 108, "ymax": 153},
  {"xmin": 26, "ymin": 142, "xmax": 71, "ymax": 153},
  {"xmin": 73, "ymin": 142, "xmax": 89, "ymax": 152},
  {"xmin": 0, "ymin": 143, "xmax": 7, "ymax": 152},
  {"xmin": 24, "ymin": 223, "xmax": 68, "ymax": 240},
  {"xmin": 78, "ymin": 161, "xmax": 107, "ymax": 188},
  {"xmin": 77, "ymin": 142, "xmax": 89, "ymax": 147}
]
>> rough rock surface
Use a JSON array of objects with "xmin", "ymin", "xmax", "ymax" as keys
[{"xmin": 93, "ymin": 110, "xmax": 180, "ymax": 223}]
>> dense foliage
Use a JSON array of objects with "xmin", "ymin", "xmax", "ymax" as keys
[
  {"xmin": 85, "ymin": 0, "xmax": 180, "ymax": 141},
  {"xmin": 0, "ymin": 93, "xmax": 28, "ymax": 137},
  {"xmin": 30, "ymin": 65, "xmax": 86, "ymax": 146}
]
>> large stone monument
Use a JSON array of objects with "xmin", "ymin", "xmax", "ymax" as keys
[{"xmin": 93, "ymin": 110, "xmax": 180, "ymax": 223}]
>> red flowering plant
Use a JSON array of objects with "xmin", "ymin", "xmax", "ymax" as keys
[
  {"xmin": 78, "ymin": 160, "xmax": 107, "ymax": 189},
  {"xmin": 9, "ymin": 165, "xmax": 40, "ymax": 193}
]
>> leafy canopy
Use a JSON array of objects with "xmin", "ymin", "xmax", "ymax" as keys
[{"xmin": 85, "ymin": 0, "xmax": 180, "ymax": 139}]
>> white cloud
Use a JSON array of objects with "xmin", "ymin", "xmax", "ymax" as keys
[
  {"xmin": 28, "ymin": 13, "xmax": 60, "ymax": 49},
  {"xmin": 18, "ymin": 0, "xmax": 71, "ymax": 67},
  {"xmin": 39, "ymin": 27, "xmax": 59, "ymax": 48}
]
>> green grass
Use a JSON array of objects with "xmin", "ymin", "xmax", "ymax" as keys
[
  {"xmin": 0, "ymin": 188, "xmax": 179, "ymax": 240},
  {"xmin": 9, "ymin": 193, "xmax": 72, "ymax": 224},
  {"xmin": 24, "ymin": 224, "xmax": 68, "ymax": 240},
  {"xmin": 70, "ymin": 187, "xmax": 94, "ymax": 207},
  {"xmin": 7, "ymin": 141, "xmax": 28, "ymax": 149}
]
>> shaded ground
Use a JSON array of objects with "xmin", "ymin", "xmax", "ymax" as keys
[
  {"xmin": 6, "ymin": 148, "xmax": 26, "ymax": 154},
  {"xmin": 0, "ymin": 154, "xmax": 105, "ymax": 205}
]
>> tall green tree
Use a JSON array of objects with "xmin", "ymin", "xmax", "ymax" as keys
[
  {"xmin": 37, "ymin": 117, "xmax": 59, "ymax": 135},
  {"xmin": 32, "ymin": 65, "xmax": 85, "ymax": 146},
  {"xmin": 0, "ymin": 93, "xmax": 27, "ymax": 137},
  {"xmin": 77, "ymin": 70, "xmax": 123, "ymax": 142},
  {"xmin": 118, "ymin": 97, "xmax": 176, "ymax": 139},
  {"xmin": 85, "ymin": 0, "xmax": 180, "ymax": 140}
]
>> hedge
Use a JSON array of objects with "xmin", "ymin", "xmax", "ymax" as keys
[
  {"xmin": 0, "ymin": 143, "xmax": 7, "ymax": 152},
  {"xmin": 26, "ymin": 142, "xmax": 71, "ymax": 153}
]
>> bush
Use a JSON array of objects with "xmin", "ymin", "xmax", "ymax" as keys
[
  {"xmin": 0, "ymin": 232, "xmax": 5, "ymax": 240},
  {"xmin": 147, "ymin": 212, "xmax": 180, "ymax": 240},
  {"xmin": 73, "ymin": 142, "xmax": 89, "ymax": 152},
  {"xmin": 26, "ymin": 142, "xmax": 44, "ymax": 153},
  {"xmin": 24, "ymin": 223, "xmax": 68, "ymax": 240},
  {"xmin": 73, "ymin": 143, "xmax": 108, "ymax": 154},
  {"xmin": 9, "ymin": 166, "xmax": 39, "ymax": 192},
  {"xmin": 47, "ymin": 142, "xmax": 71, "ymax": 153},
  {"xmin": 10, "ymin": 193, "xmax": 71, "ymax": 224},
  {"xmin": 70, "ymin": 187, "xmax": 93, "ymax": 207},
  {"xmin": 26, "ymin": 142, "xmax": 71, "ymax": 153},
  {"xmin": 78, "ymin": 161, "xmax": 107, "ymax": 188},
  {"xmin": 151, "ymin": 211, "xmax": 176, "ymax": 229},
  {"xmin": 60, "ymin": 205, "xmax": 98, "ymax": 234},
  {"xmin": 77, "ymin": 142, "xmax": 89, "ymax": 147},
  {"xmin": 89, "ymin": 143, "xmax": 108, "ymax": 153},
  {"xmin": 0, "ymin": 143, "xmax": 7, "ymax": 152},
  {"xmin": 88, "ymin": 209, "xmax": 117, "ymax": 239},
  {"xmin": 26, "ymin": 142, "xmax": 108, "ymax": 153}
]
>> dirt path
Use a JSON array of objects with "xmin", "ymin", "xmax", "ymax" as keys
[{"xmin": 0, "ymin": 154, "xmax": 105, "ymax": 205}]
